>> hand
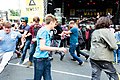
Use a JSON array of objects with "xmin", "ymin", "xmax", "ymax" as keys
[
  {"xmin": 32, "ymin": 38, "xmax": 36, "ymax": 42},
  {"xmin": 19, "ymin": 44, "xmax": 24, "ymax": 49},
  {"xmin": 19, "ymin": 30, "xmax": 24, "ymax": 33},
  {"xmin": 25, "ymin": 35, "xmax": 28, "ymax": 37},
  {"xmin": 59, "ymin": 47, "xmax": 68, "ymax": 53},
  {"xmin": 59, "ymin": 31, "xmax": 65, "ymax": 37}
]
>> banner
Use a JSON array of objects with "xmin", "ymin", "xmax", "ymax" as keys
[{"xmin": 20, "ymin": 0, "xmax": 44, "ymax": 23}]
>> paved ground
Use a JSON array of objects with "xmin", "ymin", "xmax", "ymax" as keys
[{"xmin": 0, "ymin": 50, "xmax": 120, "ymax": 80}]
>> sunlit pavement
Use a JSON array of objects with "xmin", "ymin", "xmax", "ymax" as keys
[{"xmin": 0, "ymin": 50, "xmax": 119, "ymax": 80}]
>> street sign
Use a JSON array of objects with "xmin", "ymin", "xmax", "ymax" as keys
[
  {"xmin": 29, "ymin": 0, "xmax": 36, "ymax": 6},
  {"xmin": 20, "ymin": 0, "xmax": 44, "ymax": 23}
]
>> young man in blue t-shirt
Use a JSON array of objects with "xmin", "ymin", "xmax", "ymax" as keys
[
  {"xmin": 0, "ymin": 22, "xmax": 23, "ymax": 73},
  {"xmin": 33, "ymin": 14, "xmax": 67, "ymax": 80},
  {"xmin": 61, "ymin": 20, "xmax": 84, "ymax": 65}
]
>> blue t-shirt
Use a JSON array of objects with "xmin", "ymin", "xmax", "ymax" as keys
[
  {"xmin": 33, "ymin": 27, "xmax": 51, "ymax": 58},
  {"xmin": 70, "ymin": 27, "xmax": 78, "ymax": 44},
  {"xmin": 0, "ymin": 30, "xmax": 22, "ymax": 53},
  {"xmin": 19, "ymin": 24, "xmax": 32, "ymax": 40}
]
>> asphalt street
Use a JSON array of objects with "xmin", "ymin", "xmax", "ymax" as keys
[{"xmin": 0, "ymin": 50, "xmax": 120, "ymax": 80}]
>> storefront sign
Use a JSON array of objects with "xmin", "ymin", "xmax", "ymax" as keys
[{"xmin": 20, "ymin": 0, "xmax": 44, "ymax": 23}]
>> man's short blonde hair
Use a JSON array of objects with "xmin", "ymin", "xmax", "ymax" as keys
[
  {"xmin": 3, "ymin": 22, "xmax": 11, "ymax": 28},
  {"xmin": 69, "ymin": 20, "xmax": 75, "ymax": 24},
  {"xmin": 45, "ymin": 14, "xmax": 56, "ymax": 24}
]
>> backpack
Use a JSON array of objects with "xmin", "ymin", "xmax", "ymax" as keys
[{"xmin": 78, "ymin": 29, "xmax": 85, "ymax": 50}]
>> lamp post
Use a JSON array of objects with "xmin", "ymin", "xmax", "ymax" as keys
[
  {"xmin": 47, "ymin": 0, "xmax": 54, "ymax": 14},
  {"xmin": 114, "ymin": 1, "xmax": 119, "ymax": 28}
]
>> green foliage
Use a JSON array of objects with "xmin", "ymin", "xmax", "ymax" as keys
[{"xmin": 9, "ymin": 9, "xmax": 20, "ymax": 16}]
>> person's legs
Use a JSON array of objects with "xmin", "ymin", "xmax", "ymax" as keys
[
  {"xmin": 20, "ymin": 40, "xmax": 31, "ymax": 64},
  {"xmin": 0, "ymin": 52, "xmax": 13, "ymax": 73},
  {"xmin": 55, "ymin": 40, "xmax": 65, "ymax": 61},
  {"xmin": 113, "ymin": 50, "xmax": 117, "ymax": 63},
  {"xmin": 43, "ymin": 59, "xmax": 52, "ymax": 80},
  {"xmin": 117, "ymin": 45, "xmax": 120, "ymax": 63},
  {"xmin": 33, "ymin": 58, "xmax": 44, "ymax": 80},
  {"xmin": 27, "ymin": 43, "xmax": 36, "ymax": 67},
  {"xmin": 49, "ymin": 40, "xmax": 55, "ymax": 60},
  {"xmin": 102, "ymin": 61, "xmax": 119, "ymax": 80},
  {"xmin": 56, "ymin": 40, "xmax": 61, "ymax": 47},
  {"xmin": 69, "ymin": 44, "xmax": 83, "ymax": 64},
  {"xmin": 76, "ymin": 45, "xmax": 81, "ymax": 57},
  {"xmin": 90, "ymin": 59, "xmax": 102, "ymax": 80},
  {"xmin": 76, "ymin": 45, "xmax": 89, "ymax": 60},
  {"xmin": 29, "ymin": 43, "xmax": 36, "ymax": 62},
  {"xmin": 79, "ymin": 51, "xmax": 89, "ymax": 60}
]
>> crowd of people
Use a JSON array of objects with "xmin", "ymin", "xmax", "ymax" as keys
[{"xmin": 0, "ymin": 14, "xmax": 120, "ymax": 80}]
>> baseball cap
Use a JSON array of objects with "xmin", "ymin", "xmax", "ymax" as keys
[{"xmin": 20, "ymin": 17, "xmax": 28, "ymax": 23}]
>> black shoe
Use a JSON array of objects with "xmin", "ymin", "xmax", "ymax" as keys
[
  {"xmin": 55, "ymin": 51, "xmax": 59, "ymax": 54},
  {"xmin": 49, "ymin": 57, "xmax": 53, "ymax": 61},
  {"xmin": 17, "ymin": 53, "xmax": 21, "ymax": 58},
  {"xmin": 71, "ymin": 58, "xmax": 76, "ymax": 61},
  {"xmin": 77, "ymin": 54, "xmax": 80, "ymax": 57},
  {"xmin": 15, "ymin": 50, "xmax": 21, "ymax": 58},
  {"xmin": 85, "ymin": 55, "xmax": 89, "ymax": 60},
  {"xmin": 60, "ymin": 52, "xmax": 65, "ymax": 61},
  {"xmin": 78, "ymin": 62, "xmax": 84, "ymax": 66}
]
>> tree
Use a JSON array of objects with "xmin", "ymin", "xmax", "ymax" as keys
[{"xmin": 9, "ymin": 9, "xmax": 20, "ymax": 16}]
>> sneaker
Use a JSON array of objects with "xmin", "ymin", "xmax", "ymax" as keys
[
  {"xmin": 71, "ymin": 58, "xmax": 76, "ymax": 61},
  {"xmin": 19, "ymin": 60, "xmax": 23, "ymax": 64},
  {"xmin": 78, "ymin": 62, "xmax": 84, "ymax": 66},
  {"xmin": 60, "ymin": 52, "xmax": 65, "ymax": 61},
  {"xmin": 17, "ymin": 53, "xmax": 21, "ymax": 58},
  {"xmin": 15, "ymin": 50, "xmax": 21, "ymax": 58},
  {"xmin": 77, "ymin": 54, "xmax": 80, "ymax": 57},
  {"xmin": 49, "ymin": 57, "xmax": 53, "ymax": 61},
  {"xmin": 26, "ymin": 61, "xmax": 32, "ymax": 68},
  {"xmin": 85, "ymin": 55, "xmax": 89, "ymax": 60},
  {"xmin": 55, "ymin": 51, "xmax": 59, "ymax": 54}
]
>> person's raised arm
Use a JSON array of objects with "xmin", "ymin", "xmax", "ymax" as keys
[{"xmin": 40, "ymin": 38, "xmax": 67, "ymax": 53}]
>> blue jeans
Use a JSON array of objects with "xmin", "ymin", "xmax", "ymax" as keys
[
  {"xmin": 69, "ymin": 43, "xmax": 83, "ymax": 64},
  {"xmin": 114, "ymin": 44, "xmax": 120, "ymax": 63},
  {"xmin": 21, "ymin": 40, "xmax": 31, "ymax": 61},
  {"xmin": 90, "ymin": 59, "xmax": 119, "ymax": 80},
  {"xmin": 29, "ymin": 42, "xmax": 37, "ymax": 62},
  {"xmin": 33, "ymin": 58, "xmax": 52, "ymax": 80}
]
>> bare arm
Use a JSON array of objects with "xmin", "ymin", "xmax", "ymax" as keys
[
  {"xmin": 60, "ymin": 30, "xmax": 72, "ymax": 37},
  {"xmin": 63, "ymin": 30, "xmax": 72, "ymax": 35},
  {"xmin": 19, "ymin": 36, "xmax": 25, "ymax": 49},
  {"xmin": 40, "ymin": 38, "xmax": 67, "ymax": 53}
]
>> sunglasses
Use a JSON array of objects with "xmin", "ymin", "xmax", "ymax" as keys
[{"xmin": 21, "ymin": 21, "xmax": 26, "ymax": 22}]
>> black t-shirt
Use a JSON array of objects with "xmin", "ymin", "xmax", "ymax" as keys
[{"xmin": 53, "ymin": 25, "xmax": 63, "ymax": 40}]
